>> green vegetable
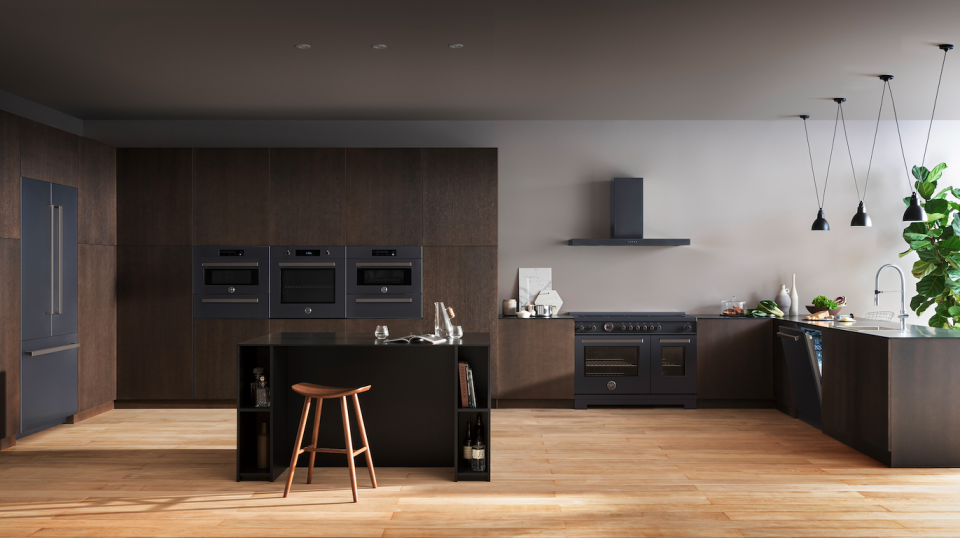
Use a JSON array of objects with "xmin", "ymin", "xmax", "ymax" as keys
[
  {"xmin": 812, "ymin": 295, "xmax": 839, "ymax": 310},
  {"xmin": 757, "ymin": 301, "xmax": 783, "ymax": 317}
]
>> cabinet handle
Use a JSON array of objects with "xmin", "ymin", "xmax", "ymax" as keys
[
  {"xmin": 660, "ymin": 339, "xmax": 691, "ymax": 344},
  {"xmin": 27, "ymin": 343, "xmax": 80, "ymax": 356},
  {"xmin": 776, "ymin": 332, "xmax": 801, "ymax": 341},
  {"xmin": 355, "ymin": 262, "xmax": 412, "ymax": 267},
  {"xmin": 46, "ymin": 204, "xmax": 54, "ymax": 315},
  {"xmin": 279, "ymin": 262, "xmax": 336, "ymax": 267},
  {"xmin": 201, "ymin": 298, "xmax": 259, "ymax": 303},
  {"xmin": 580, "ymin": 339, "xmax": 644, "ymax": 343},
  {"xmin": 201, "ymin": 262, "xmax": 259, "ymax": 267},
  {"xmin": 355, "ymin": 298, "xmax": 413, "ymax": 303},
  {"xmin": 57, "ymin": 205, "xmax": 63, "ymax": 315}
]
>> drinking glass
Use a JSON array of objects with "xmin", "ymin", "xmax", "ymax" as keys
[
  {"xmin": 375, "ymin": 325, "xmax": 389, "ymax": 340},
  {"xmin": 451, "ymin": 326, "xmax": 464, "ymax": 339}
]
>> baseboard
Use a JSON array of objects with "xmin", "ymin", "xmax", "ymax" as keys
[
  {"xmin": 67, "ymin": 401, "xmax": 115, "ymax": 424},
  {"xmin": 0, "ymin": 434, "xmax": 15, "ymax": 451},
  {"xmin": 776, "ymin": 402, "xmax": 799, "ymax": 418},
  {"xmin": 115, "ymin": 399, "xmax": 237, "ymax": 409},
  {"xmin": 495, "ymin": 399, "xmax": 574, "ymax": 409},
  {"xmin": 697, "ymin": 399, "xmax": 776, "ymax": 409}
]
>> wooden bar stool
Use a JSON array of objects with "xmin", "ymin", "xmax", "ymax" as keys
[{"xmin": 283, "ymin": 383, "xmax": 377, "ymax": 502}]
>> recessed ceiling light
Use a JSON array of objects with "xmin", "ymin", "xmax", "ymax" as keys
[
  {"xmin": 295, "ymin": 44, "xmax": 311, "ymax": 50},
  {"xmin": 372, "ymin": 44, "xmax": 387, "ymax": 49},
  {"xmin": 448, "ymin": 43, "xmax": 464, "ymax": 49}
]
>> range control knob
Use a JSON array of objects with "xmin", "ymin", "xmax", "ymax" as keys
[
  {"xmin": 642, "ymin": 325, "xmax": 648, "ymax": 330},
  {"xmin": 684, "ymin": 323, "xmax": 693, "ymax": 331},
  {"xmin": 621, "ymin": 324, "xmax": 627, "ymax": 331},
  {"xmin": 578, "ymin": 324, "xmax": 586, "ymax": 331},
  {"xmin": 304, "ymin": 307, "xmax": 312, "ymax": 314},
  {"xmin": 591, "ymin": 324, "xmax": 597, "ymax": 331},
  {"xmin": 628, "ymin": 324, "xmax": 634, "ymax": 330},
  {"xmin": 603, "ymin": 322, "xmax": 614, "ymax": 332},
  {"xmin": 656, "ymin": 324, "xmax": 662, "ymax": 331},
  {"xmin": 228, "ymin": 286, "xmax": 236, "ymax": 294}
]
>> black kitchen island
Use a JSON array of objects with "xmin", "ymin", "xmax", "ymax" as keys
[{"xmin": 236, "ymin": 332, "xmax": 491, "ymax": 482}]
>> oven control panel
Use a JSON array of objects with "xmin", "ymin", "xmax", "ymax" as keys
[{"xmin": 576, "ymin": 320, "xmax": 696, "ymax": 334}]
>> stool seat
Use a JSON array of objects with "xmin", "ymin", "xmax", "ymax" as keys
[{"xmin": 291, "ymin": 383, "xmax": 371, "ymax": 399}]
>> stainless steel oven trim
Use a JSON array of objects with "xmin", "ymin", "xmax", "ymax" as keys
[
  {"xmin": 202, "ymin": 298, "xmax": 259, "ymax": 303},
  {"xmin": 581, "ymin": 338, "xmax": 645, "ymax": 343},
  {"xmin": 355, "ymin": 262, "xmax": 413, "ymax": 267},
  {"xmin": 659, "ymin": 338, "xmax": 691, "ymax": 344},
  {"xmin": 356, "ymin": 298, "xmax": 413, "ymax": 303},
  {"xmin": 279, "ymin": 262, "xmax": 336, "ymax": 267}
]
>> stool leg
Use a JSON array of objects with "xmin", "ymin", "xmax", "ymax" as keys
[
  {"xmin": 307, "ymin": 398, "xmax": 323, "ymax": 485},
  {"xmin": 341, "ymin": 396, "xmax": 359, "ymax": 502},
  {"xmin": 283, "ymin": 396, "xmax": 312, "ymax": 498},
  {"xmin": 352, "ymin": 393, "xmax": 377, "ymax": 489}
]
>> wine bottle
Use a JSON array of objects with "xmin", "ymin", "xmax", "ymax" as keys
[
  {"xmin": 471, "ymin": 417, "xmax": 486, "ymax": 472},
  {"xmin": 463, "ymin": 421, "xmax": 473, "ymax": 462}
]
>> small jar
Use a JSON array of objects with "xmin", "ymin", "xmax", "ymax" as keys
[{"xmin": 721, "ymin": 296, "xmax": 746, "ymax": 316}]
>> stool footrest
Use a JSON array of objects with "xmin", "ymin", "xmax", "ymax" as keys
[{"xmin": 299, "ymin": 446, "xmax": 368, "ymax": 457}]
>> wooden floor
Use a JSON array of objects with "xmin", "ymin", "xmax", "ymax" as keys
[{"xmin": 1, "ymin": 408, "xmax": 959, "ymax": 537}]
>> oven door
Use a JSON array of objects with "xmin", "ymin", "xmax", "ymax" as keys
[
  {"xmin": 270, "ymin": 260, "xmax": 345, "ymax": 318},
  {"xmin": 347, "ymin": 259, "xmax": 422, "ymax": 295},
  {"xmin": 194, "ymin": 261, "xmax": 266, "ymax": 296},
  {"xmin": 650, "ymin": 335, "xmax": 697, "ymax": 394},
  {"xmin": 574, "ymin": 336, "xmax": 651, "ymax": 395}
]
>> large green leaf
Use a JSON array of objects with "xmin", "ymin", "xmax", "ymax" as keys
[
  {"xmin": 949, "ymin": 306, "xmax": 960, "ymax": 318},
  {"xmin": 917, "ymin": 273, "xmax": 947, "ymax": 297},
  {"xmin": 917, "ymin": 298, "xmax": 936, "ymax": 314},
  {"xmin": 904, "ymin": 232, "xmax": 929, "ymax": 242},
  {"xmin": 911, "ymin": 294, "xmax": 927, "ymax": 311},
  {"xmin": 913, "ymin": 165, "xmax": 928, "ymax": 181},
  {"xmin": 907, "ymin": 222, "xmax": 929, "ymax": 235},
  {"xmin": 918, "ymin": 181, "xmax": 937, "ymax": 200},
  {"xmin": 912, "ymin": 260, "xmax": 935, "ymax": 278},
  {"xmin": 940, "ymin": 236, "xmax": 960, "ymax": 251},
  {"xmin": 904, "ymin": 196, "xmax": 912, "ymax": 207},
  {"xmin": 911, "ymin": 240, "xmax": 933, "ymax": 250},
  {"xmin": 927, "ymin": 199, "xmax": 950, "ymax": 215},
  {"xmin": 930, "ymin": 162, "xmax": 947, "ymax": 181},
  {"xmin": 930, "ymin": 314, "xmax": 949, "ymax": 328},
  {"xmin": 931, "ymin": 227, "xmax": 946, "ymax": 238},
  {"xmin": 900, "ymin": 248, "xmax": 914, "ymax": 258},
  {"xmin": 927, "ymin": 213, "xmax": 946, "ymax": 222},
  {"xmin": 918, "ymin": 248, "xmax": 940, "ymax": 263}
]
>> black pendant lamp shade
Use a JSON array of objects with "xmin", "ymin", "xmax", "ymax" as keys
[
  {"xmin": 851, "ymin": 201, "xmax": 872, "ymax": 226},
  {"xmin": 812, "ymin": 208, "xmax": 830, "ymax": 231},
  {"xmin": 903, "ymin": 192, "xmax": 928, "ymax": 222}
]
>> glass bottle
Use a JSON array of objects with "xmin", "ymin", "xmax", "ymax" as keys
[
  {"xmin": 434, "ymin": 302, "xmax": 445, "ymax": 337},
  {"xmin": 462, "ymin": 421, "xmax": 473, "ymax": 462},
  {"xmin": 471, "ymin": 416, "xmax": 486, "ymax": 472},
  {"xmin": 440, "ymin": 302, "xmax": 455, "ymax": 337},
  {"xmin": 255, "ymin": 375, "xmax": 271, "ymax": 408},
  {"xmin": 251, "ymin": 367, "xmax": 264, "ymax": 404}
]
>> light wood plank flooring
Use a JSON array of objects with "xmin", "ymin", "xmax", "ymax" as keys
[{"xmin": 1, "ymin": 408, "xmax": 959, "ymax": 537}]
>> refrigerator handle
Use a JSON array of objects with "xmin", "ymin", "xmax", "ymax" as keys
[
  {"xmin": 57, "ymin": 205, "xmax": 63, "ymax": 315},
  {"xmin": 45, "ymin": 204, "xmax": 54, "ymax": 315}
]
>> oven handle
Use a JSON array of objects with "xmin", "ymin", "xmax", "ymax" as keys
[
  {"xmin": 659, "ymin": 338, "xmax": 691, "ymax": 344},
  {"xmin": 355, "ymin": 298, "xmax": 413, "ymax": 303},
  {"xmin": 201, "ymin": 298, "xmax": 259, "ymax": 303},
  {"xmin": 355, "ymin": 262, "xmax": 412, "ymax": 267},
  {"xmin": 279, "ymin": 262, "xmax": 336, "ymax": 267},
  {"xmin": 201, "ymin": 262, "xmax": 259, "ymax": 267},
  {"xmin": 580, "ymin": 339, "xmax": 644, "ymax": 343}
]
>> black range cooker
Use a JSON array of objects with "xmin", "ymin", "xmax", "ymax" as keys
[{"xmin": 570, "ymin": 312, "xmax": 697, "ymax": 409}]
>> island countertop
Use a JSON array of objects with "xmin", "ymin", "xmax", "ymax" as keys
[
  {"xmin": 239, "ymin": 332, "xmax": 491, "ymax": 347},
  {"xmin": 695, "ymin": 314, "xmax": 960, "ymax": 339}
]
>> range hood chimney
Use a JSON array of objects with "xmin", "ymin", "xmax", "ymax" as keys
[{"xmin": 568, "ymin": 178, "xmax": 690, "ymax": 246}]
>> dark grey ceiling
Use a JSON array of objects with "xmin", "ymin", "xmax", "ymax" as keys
[{"xmin": 0, "ymin": 0, "xmax": 959, "ymax": 120}]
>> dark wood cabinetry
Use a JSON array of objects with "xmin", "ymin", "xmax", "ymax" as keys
[
  {"xmin": 78, "ymin": 244, "xmax": 117, "ymax": 411},
  {"xmin": 345, "ymin": 148, "xmax": 421, "ymax": 246},
  {"xmin": 193, "ymin": 319, "xmax": 269, "ymax": 400},
  {"xmin": 193, "ymin": 148, "xmax": 269, "ymax": 246},
  {"xmin": 117, "ymin": 246, "xmax": 193, "ymax": 400},
  {"xmin": 0, "ymin": 239, "xmax": 19, "ymax": 443},
  {"xmin": 696, "ymin": 318, "xmax": 774, "ymax": 402},
  {"xmin": 270, "ymin": 319, "xmax": 346, "ymax": 334},
  {"xmin": 117, "ymin": 148, "xmax": 193, "ymax": 246},
  {"xmin": 269, "ymin": 148, "xmax": 345, "ymax": 246},
  {"xmin": 772, "ymin": 319, "xmax": 797, "ymax": 416},
  {"xmin": 345, "ymin": 319, "xmax": 421, "ymax": 336},
  {"xmin": 422, "ymin": 148, "xmax": 498, "ymax": 246},
  {"xmin": 79, "ymin": 139, "xmax": 116, "ymax": 246},
  {"xmin": 20, "ymin": 119, "xmax": 78, "ymax": 188},
  {"xmin": 497, "ymin": 318, "xmax": 574, "ymax": 400},
  {"xmin": 0, "ymin": 111, "xmax": 19, "ymax": 240}
]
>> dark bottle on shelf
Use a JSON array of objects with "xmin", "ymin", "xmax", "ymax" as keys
[
  {"xmin": 463, "ymin": 421, "xmax": 473, "ymax": 462},
  {"xmin": 471, "ymin": 415, "xmax": 486, "ymax": 472}
]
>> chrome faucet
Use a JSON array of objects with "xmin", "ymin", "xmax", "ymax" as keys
[{"xmin": 875, "ymin": 264, "xmax": 909, "ymax": 332}]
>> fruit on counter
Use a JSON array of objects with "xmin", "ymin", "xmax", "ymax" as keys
[
  {"xmin": 746, "ymin": 300, "xmax": 784, "ymax": 318},
  {"xmin": 812, "ymin": 295, "xmax": 839, "ymax": 310},
  {"xmin": 722, "ymin": 305, "xmax": 745, "ymax": 316},
  {"xmin": 834, "ymin": 296, "xmax": 847, "ymax": 306}
]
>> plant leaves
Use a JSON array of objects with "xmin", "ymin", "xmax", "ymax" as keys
[
  {"xmin": 911, "ymin": 240, "xmax": 933, "ymax": 250},
  {"xmin": 911, "ymin": 294, "xmax": 927, "ymax": 311},
  {"xmin": 907, "ymin": 222, "xmax": 929, "ymax": 234},
  {"xmin": 931, "ymin": 162, "xmax": 947, "ymax": 178},
  {"xmin": 926, "ymin": 213, "xmax": 946, "ymax": 222},
  {"xmin": 930, "ymin": 227, "xmax": 945, "ymax": 238},
  {"xmin": 900, "ymin": 248, "xmax": 914, "ymax": 258},
  {"xmin": 904, "ymin": 196, "xmax": 912, "ymax": 207},
  {"xmin": 940, "ymin": 236, "xmax": 960, "ymax": 250},
  {"xmin": 917, "ymin": 273, "xmax": 946, "ymax": 297},
  {"xmin": 927, "ymin": 199, "xmax": 950, "ymax": 215},
  {"xmin": 904, "ymin": 232, "xmax": 929, "ymax": 242},
  {"xmin": 913, "ymin": 165, "xmax": 928, "ymax": 181},
  {"xmin": 918, "ymin": 249, "xmax": 940, "ymax": 263},
  {"xmin": 950, "ymin": 306, "xmax": 960, "ymax": 318},
  {"xmin": 930, "ymin": 314, "xmax": 949, "ymax": 328},
  {"xmin": 912, "ymin": 260, "xmax": 935, "ymax": 278},
  {"xmin": 919, "ymin": 181, "xmax": 937, "ymax": 200}
]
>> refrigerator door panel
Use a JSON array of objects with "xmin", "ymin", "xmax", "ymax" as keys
[
  {"xmin": 52, "ymin": 184, "xmax": 78, "ymax": 337},
  {"xmin": 20, "ymin": 178, "xmax": 52, "ymax": 341},
  {"xmin": 20, "ymin": 334, "xmax": 79, "ymax": 435}
]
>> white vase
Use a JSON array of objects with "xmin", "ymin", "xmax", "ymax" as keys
[
  {"xmin": 775, "ymin": 285, "xmax": 791, "ymax": 313},
  {"xmin": 789, "ymin": 275, "xmax": 800, "ymax": 316}
]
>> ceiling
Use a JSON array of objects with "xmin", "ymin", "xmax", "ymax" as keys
[{"xmin": 1, "ymin": 0, "xmax": 959, "ymax": 120}]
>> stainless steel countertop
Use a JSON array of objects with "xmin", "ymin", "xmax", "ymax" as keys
[{"xmin": 696, "ymin": 314, "xmax": 960, "ymax": 338}]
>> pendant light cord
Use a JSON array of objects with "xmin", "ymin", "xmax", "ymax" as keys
[
  {"xmin": 820, "ymin": 102, "xmax": 841, "ymax": 210},
  {"xmin": 801, "ymin": 117, "xmax": 821, "ymax": 208},
  {"xmin": 801, "ymin": 104, "xmax": 841, "ymax": 210},
  {"xmin": 838, "ymin": 102, "xmax": 859, "ymax": 202},
  {"xmin": 886, "ymin": 80, "xmax": 915, "ymax": 193},
  {"xmin": 861, "ymin": 81, "xmax": 886, "ymax": 203},
  {"xmin": 922, "ymin": 48, "xmax": 950, "ymax": 167}
]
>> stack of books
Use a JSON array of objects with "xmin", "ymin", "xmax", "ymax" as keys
[{"xmin": 458, "ymin": 362, "xmax": 477, "ymax": 408}]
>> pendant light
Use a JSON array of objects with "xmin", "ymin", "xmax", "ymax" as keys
[
  {"xmin": 848, "ymin": 78, "xmax": 890, "ymax": 227},
  {"xmin": 800, "ymin": 99, "xmax": 845, "ymax": 231}
]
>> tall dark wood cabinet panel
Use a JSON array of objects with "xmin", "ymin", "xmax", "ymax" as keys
[
  {"xmin": 78, "ymin": 139, "xmax": 116, "ymax": 246},
  {"xmin": 117, "ymin": 148, "xmax": 193, "ymax": 246},
  {"xmin": 422, "ymin": 246, "xmax": 497, "ymax": 386},
  {"xmin": 117, "ymin": 246, "xmax": 193, "ymax": 400},
  {"xmin": 0, "ymin": 111, "xmax": 20, "ymax": 240},
  {"xmin": 345, "ymin": 148, "xmax": 421, "ymax": 246},
  {"xmin": 193, "ymin": 148, "xmax": 269, "ymax": 246},
  {"xmin": 422, "ymin": 148, "xmax": 497, "ymax": 246},
  {"xmin": 271, "ymin": 319, "xmax": 345, "ymax": 333},
  {"xmin": 270, "ymin": 148, "xmax": 346, "ymax": 246},
  {"xmin": 194, "ymin": 319, "xmax": 269, "ymax": 400},
  {"xmin": 78, "ymin": 244, "xmax": 117, "ymax": 411},
  {"xmin": 497, "ymin": 319, "xmax": 574, "ymax": 400},
  {"xmin": 696, "ymin": 318, "xmax": 774, "ymax": 401},
  {"xmin": 0, "ymin": 239, "xmax": 20, "ymax": 443},
  {"xmin": 20, "ymin": 118, "xmax": 78, "ymax": 187}
]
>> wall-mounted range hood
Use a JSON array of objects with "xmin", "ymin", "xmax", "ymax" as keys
[{"xmin": 568, "ymin": 178, "xmax": 690, "ymax": 246}]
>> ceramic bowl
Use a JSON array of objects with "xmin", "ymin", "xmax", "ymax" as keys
[{"xmin": 806, "ymin": 305, "xmax": 843, "ymax": 316}]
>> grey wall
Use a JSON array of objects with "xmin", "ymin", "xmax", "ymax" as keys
[{"xmin": 85, "ymin": 119, "xmax": 960, "ymax": 322}]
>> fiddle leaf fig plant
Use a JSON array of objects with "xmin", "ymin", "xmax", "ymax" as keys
[{"xmin": 898, "ymin": 162, "xmax": 960, "ymax": 329}]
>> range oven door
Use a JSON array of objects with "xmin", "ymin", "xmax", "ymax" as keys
[
  {"xmin": 575, "ymin": 336, "xmax": 651, "ymax": 395},
  {"xmin": 269, "ymin": 247, "xmax": 345, "ymax": 318},
  {"xmin": 650, "ymin": 335, "xmax": 697, "ymax": 394}
]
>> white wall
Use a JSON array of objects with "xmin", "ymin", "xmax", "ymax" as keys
[{"xmin": 85, "ymin": 119, "xmax": 960, "ymax": 323}]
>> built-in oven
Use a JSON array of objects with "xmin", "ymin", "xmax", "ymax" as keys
[
  {"xmin": 346, "ymin": 246, "xmax": 422, "ymax": 319},
  {"xmin": 193, "ymin": 246, "xmax": 269, "ymax": 319},
  {"xmin": 269, "ymin": 246, "xmax": 345, "ymax": 318},
  {"xmin": 575, "ymin": 337, "xmax": 651, "ymax": 395},
  {"xmin": 651, "ymin": 335, "xmax": 697, "ymax": 395}
]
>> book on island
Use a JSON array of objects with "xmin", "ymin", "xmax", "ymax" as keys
[
  {"xmin": 383, "ymin": 334, "xmax": 447, "ymax": 344},
  {"xmin": 466, "ymin": 365, "xmax": 477, "ymax": 408},
  {"xmin": 458, "ymin": 362, "xmax": 469, "ymax": 407}
]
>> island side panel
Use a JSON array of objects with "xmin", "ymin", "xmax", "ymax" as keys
[{"xmin": 890, "ymin": 339, "xmax": 960, "ymax": 468}]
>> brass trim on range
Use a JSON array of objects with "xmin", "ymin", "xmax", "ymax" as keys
[
  {"xmin": 580, "ymin": 339, "xmax": 645, "ymax": 343},
  {"xmin": 659, "ymin": 339, "xmax": 692, "ymax": 344}
]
